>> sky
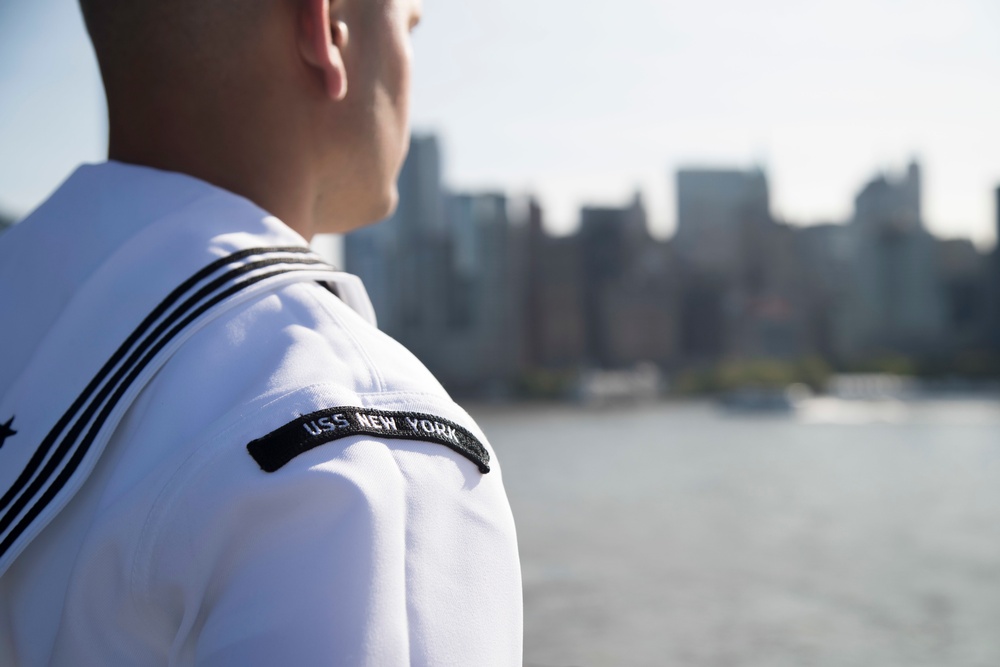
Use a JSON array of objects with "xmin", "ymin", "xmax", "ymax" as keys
[{"xmin": 1, "ymin": 0, "xmax": 999, "ymax": 247}]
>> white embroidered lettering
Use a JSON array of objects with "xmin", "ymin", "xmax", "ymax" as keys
[{"xmin": 251, "ymin": 408, "xmax": 489, "ymax": 474}]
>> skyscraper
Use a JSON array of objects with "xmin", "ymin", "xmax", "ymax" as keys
[
  {"xmin": 995, "ymin": 186, "xmax": 1000, "ymax": 246},
  {"xmin": 841, "ymin": 161, "xmax": 946, "ymax": 358},
  {"xmin": 579, "ymin": 194, "xmax": 650, "ymax": 367},
  {"xmin": 345, "ymin": 134, "xmax": 448, "ymax": 338},
  {"xmin": 673, "ymin": 167, "xmax": 809, "ymax": 362},
  {"xmin": 522, "ymin": 200, "xmax": 587, "ymax": 369},
  {"xmin": 430, "ymin": 192, "xmax": 524, "ymax": 393},
  {"xmin": 675, "ymin": 168, "xmax": 770, "ymax": 275},
  {"xmin": 992, "ymin": 187, "xmax": 1000, "ymax": 352},
  {"xmin": 573, "ymin": 194, "xmax": 678, "ymax": 369},
  {"xmin": 344, "ymin": 134, "xmax": 525, "ymax": 395}
]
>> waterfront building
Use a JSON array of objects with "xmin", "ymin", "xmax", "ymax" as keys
[
  {"xmin": 675, "ymin": 168, "xmax": 770, "ymax": 276},
  {"xmin": 935, "ymin": 238, "xmax": 991, "ymax": 355},
  {"xmin": 426, "ymin": 191, "xmax": 524, "ymax": 394},
  {"xmin": 521, "ymin": 194, "xmax": 678, "ymax": 373},
  {"xmin": 344, "ymin": 133, "xmax": 448, "ymax": 338},
  {"xmin": 993, "ymin": 187, "xmax": 1000, "ymax": 353},
  {"xmin": 345, "ymin": 134, "xmax": 525, "ymax": 395},
  {"xmin": 674, "ymin": 168, "xmax": 808, "ymax": 363},
  {"xmin": 598, "ymin": 238, "xmax": 678, "ymax": 368},
  {"xmin": 840, "ymin": 162, "xmax": 947, "ymax": 360},
  {"xmin": 522, "ymin": 199, "xmax": 587, "ymax": 369},
  {"xmin": 579, "ymin": 194, "xmax": 659, "ymax": 367},
  {"xmin": 794, "ymin": 223, "xmax": 855, "ymax": 363}
]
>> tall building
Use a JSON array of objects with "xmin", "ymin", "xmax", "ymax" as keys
[
  {"xmin": 344, "ymin": 134, "xmax": 525, "ymax": 395},
  {"xmin": 673, "ymin": 167, "xmax": 808, "ymax": 362},
  {"xmin": 439, "ymin": 192, "xmax": 525, "ymax": 392},
  {"xmin": 523, "ymin": 194, "xmax": 678, "ymax": 373},
  {"xmin": 567, "ymin": 194, "xmax": 674, "ymax": 369},
  {"xmin": 995, "ymin": 186, "xmax": 1000, "ymax": 247},
  {"xmin": 795, "ymin": 223, "xmax": 854, "ymax": 362},
  {"xmin": 579, "ymin": 194, "xmax": 652, "ymax": 367},
  {"xmin": 598, "ymin": 238, "xmax": 678, "ymax": 369},
  {"xmin": 345, "ymin": 134, "xmax": 448, "ymax": 339},
  {"xmin": 841, "ymin": 161, "xmax": 946, "ymax": 359},
  {"xmin": 935, "ymin": 238, "xmax": 991, "ymax": 353},
  {"xmin": 522, "ymin": 199, "xmax": 587, "ymax": 369},
  {"xmin": 991, "ymin": 187, "xmax": 1000, "ymax": 353},
  {"xmin": 675, "ymin": 168, "xmax": 770, "ymax": 275}
]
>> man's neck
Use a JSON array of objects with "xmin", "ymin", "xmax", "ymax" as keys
[{"xmin": 107, "ymin": 97, "xmax": 320, "ymax": 241}]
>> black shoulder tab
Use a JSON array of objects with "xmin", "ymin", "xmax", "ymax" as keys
[{"xmin": 247, "ymin": 407, "xmax": 490, "ymax": 474}]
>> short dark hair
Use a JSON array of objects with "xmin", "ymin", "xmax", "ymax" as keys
[{"xmin": 78, "ymin": 0, "xmax": 265, "ymax": 85}]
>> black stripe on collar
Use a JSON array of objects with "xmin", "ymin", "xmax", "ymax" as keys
[{"xmin": 0, "ymin": 248, "xmax": 335, "ymax": 562}]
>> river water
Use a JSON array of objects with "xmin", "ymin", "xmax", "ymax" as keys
[{"xmin": 471, "ymin": 396, "xmax": 1000, "ymax": 667}]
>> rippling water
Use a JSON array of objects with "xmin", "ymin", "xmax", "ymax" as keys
[{"xmin": 472, "ymin": 397, "xmax": 1000, "ymax": 667}]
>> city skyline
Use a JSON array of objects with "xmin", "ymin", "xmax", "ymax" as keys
[
  {"xmin": 1, "ymin": 0, "xmax": 998, "ymax": 247},
  {"xmin": 344, "ymin": 133, "xmax": 1000, "ymax": 397}
]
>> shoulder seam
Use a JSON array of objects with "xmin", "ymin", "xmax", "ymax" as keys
[{"xmin": 298, "ymin": 283, "xmax": 388, "ymax": 394}]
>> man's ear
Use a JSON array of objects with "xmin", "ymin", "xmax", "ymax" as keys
[{"xmin": 298, "ymin": 0, "xmax": 348, "ymax": 101}]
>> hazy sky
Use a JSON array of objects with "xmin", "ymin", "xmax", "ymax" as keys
[{"xmin": 2, "ymin": 0, "xmax": 999, "ymax": 246}]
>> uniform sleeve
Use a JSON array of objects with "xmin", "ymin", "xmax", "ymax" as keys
[{"xmin": 134, "ymin": 431, "xmax": 522, "ymax": 667}]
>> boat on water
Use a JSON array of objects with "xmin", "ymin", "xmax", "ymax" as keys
[
  {"xmin": 575, "ymin": 363, "xmax": 663, "ymax": 404},
  {"xmin": 718, "ymin": 383, "xmax": 812, "ymax": 413}
]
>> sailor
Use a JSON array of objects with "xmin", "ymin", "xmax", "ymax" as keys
[{"xmin": 0, "ymin": 0, "xmax": 522, "ymax": 664}]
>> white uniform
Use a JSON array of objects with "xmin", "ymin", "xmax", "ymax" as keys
[{"xmin": 0, "ymin": 162, "xmax": 522, "ymax": 666}]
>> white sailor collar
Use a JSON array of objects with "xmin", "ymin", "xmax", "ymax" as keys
[
  {"xmin": 0, "ymin": 161, "xmax": 376, "ymax": 575},
  {"xmin": 50, "ymin": 161, "xmax": 377, "ymax": 325}
]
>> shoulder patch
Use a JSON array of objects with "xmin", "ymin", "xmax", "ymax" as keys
[{"xmin": 247, "ymin": 407, "xmax": 491, "ymax": 474}]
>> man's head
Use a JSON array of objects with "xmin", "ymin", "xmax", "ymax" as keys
[{"xmin": 79, "ymin": 0, "xmax": 422, "ymax": 237}]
